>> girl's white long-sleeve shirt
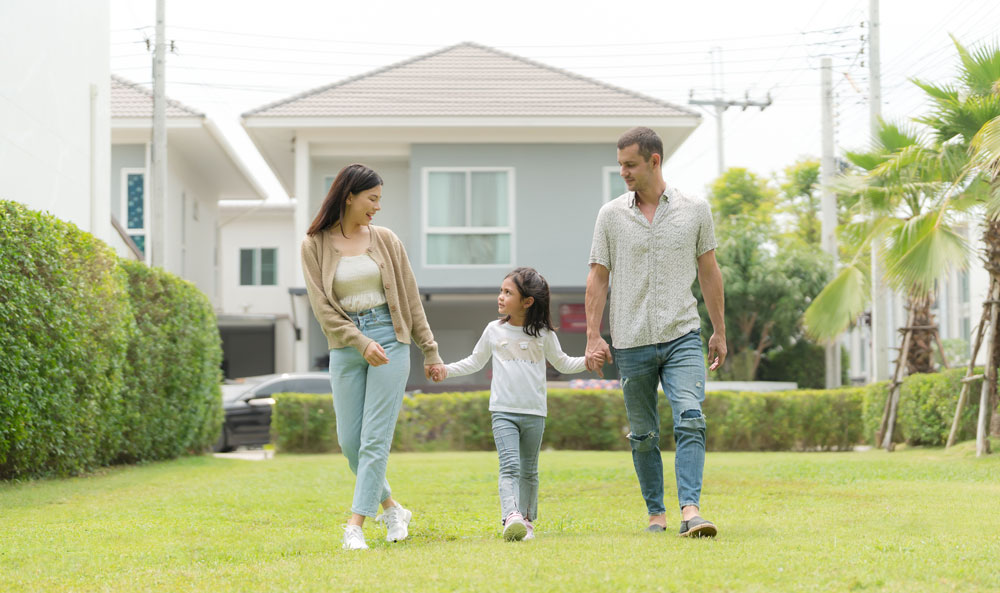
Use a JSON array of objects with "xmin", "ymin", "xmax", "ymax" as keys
[{"xmin": 443, "ymin": 320, "xmax": 587, "ymax": 417}]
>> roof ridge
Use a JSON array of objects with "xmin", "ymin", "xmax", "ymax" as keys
[
  {"xmin": 458, "ymin": 42, "xmax": 700, "ymax": 117},
  {"xmin": 241, "ymin": 41, "xmax": 700, "ymax": 118},
  {"xmin": 241, "ymin": 42, "xmax": 468, "ymax": 118},
  {"xmin": 110, "ymin": 73, "xmax": 205, "ymax": 118}
]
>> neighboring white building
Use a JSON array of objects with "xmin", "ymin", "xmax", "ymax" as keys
[
  {"xmin": 241, "ymin": 42, "xmax": 702, "ymax": 387},
  {"xmin": 0, "ymin": 1, "xmax": 111, "ymax": 242},
  {"xmin": 109, "ymin": 75, "xmax": 267, "ymax": 304},
  {"xmin": 216, "ymin": 200, "xmax": 299, "ymax": 378}
]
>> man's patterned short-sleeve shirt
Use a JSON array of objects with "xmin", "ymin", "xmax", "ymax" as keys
[{"xmin": 589, "ymin": 185, "xmax": 717, "ymax": 350}]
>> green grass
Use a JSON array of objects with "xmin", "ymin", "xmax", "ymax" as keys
[{"xmin": 2, "ymin": 445, "xmax": 999, "ymax": 592}]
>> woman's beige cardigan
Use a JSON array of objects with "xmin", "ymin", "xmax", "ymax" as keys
[{"xmin": 301, "ymin": 225, "xmax": 442, "ymax": 365}]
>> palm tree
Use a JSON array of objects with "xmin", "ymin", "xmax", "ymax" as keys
[
  {"xmin": 803, "ymin": 121, "xmax": 969, "ymax": 378},
  {"xmin": 915, "ymin": 36, "xmax": 1000, "ymax": 435}
]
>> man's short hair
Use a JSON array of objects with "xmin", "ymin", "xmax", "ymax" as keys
[{"xmin": 617, "ymin": 127, "xmax": 663, "ymax": 163}]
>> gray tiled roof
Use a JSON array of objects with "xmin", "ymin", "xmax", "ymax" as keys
[
  {"xmin": 111, "ymin": 74, "xmax": 203, "ymax": 118},
  {"xmin": 244, "ymin": 42, "xmax": 697, "ymax": 118}
]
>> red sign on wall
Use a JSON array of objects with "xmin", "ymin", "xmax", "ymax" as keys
[{"xmin": 559, "ymin": 303, "xmax": 598, "ymax": 333}]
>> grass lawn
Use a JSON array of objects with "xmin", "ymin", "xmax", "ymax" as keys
[{"xmin": 2, "ymin": 445, "xmax": 999, "ymax": 592}]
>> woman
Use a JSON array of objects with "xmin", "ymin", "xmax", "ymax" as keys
[{"xmin": 301, "ymin": 163, "xmax": 444, "ymax": 550}]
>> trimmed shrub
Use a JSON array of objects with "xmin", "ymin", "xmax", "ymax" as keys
[
  {"xmin": 1, "ymin": 202, "xmax": 131, "ymax": 478},
  {"xmin": 272, "ymin": 392, "xmax": 338, "ymax": 453},
  {"xmin": 270, "ymin": 386, "xmax": 867, "ymax": 454},
  {"xmin": 896, "ymin": 369, "xmax": 981, "ymax": 446},
  {"xmin": 118, "ymin": 260, "xmax": 223, "ymax": 461},
  {"xmin": 1, "ymin": 200, "xmax": 223, "ymax": 479}
]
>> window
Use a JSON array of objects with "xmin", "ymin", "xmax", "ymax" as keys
[
  {"xmin": 422, "ymin": 168, "xmax": 514, "ymax": 266},
  {"xmin": 603, "ymin": 166, "xmax": 627, "ymax": 202},
  {"xmin": 121, "ymin": 168, "xmax": 147, "ymax": 257},
  {"xmin": 240, "ymin": 248, "xmax": 278, "ymax": 286}
]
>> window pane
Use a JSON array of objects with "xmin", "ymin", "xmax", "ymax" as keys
[
  {"xmin": 126, "ymin": 173, "xmax": 144, "ymax": 229},
  {"xmin": 427, "ymin": 234, "xmax": 511, "ymax": 265},
  {"xmin": 470, "ymin": 171, "xmax": 508, "ymax": 227},
  {"xmin": 607, "ymin": 170, "xmax": 627, "ymax": 201},
  {"xmin": 240, "ymin": 249, "xmax": 256, "ymax": 285},
  {"xmin": 427, "ymin": 172, "xmax": 467, "ymax": 227},
  {"xmin": 130, "ymin": 234, "xmax": 145, "ymax": 257},
  {"xmin": 260, "ymin": 248, "xmax": 277, "ymax": 286}
]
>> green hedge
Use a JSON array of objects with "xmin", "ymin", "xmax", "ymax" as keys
[
  {"xmin": 0, "ymin": 200, "xmax": 222, "ymax": 479},
  {"xmin": 271, "ymin": 386, "xmax": 868, "ymax": 454},
  {"xmin": 273, "ymin": 369, "xmax": 986, "ymax": 453}
]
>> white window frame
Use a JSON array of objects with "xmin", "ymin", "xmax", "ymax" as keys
[
  {"xmin": 239, "ymin": 247, "xmax": 279, "ymax": 286},
  {"xmin": 603, "ymin": 166, "xmax": 627, "ymax": 203},
  {"xmin": 120, "ymin": 167, "xmax": 149, "ymax": 263},
  {"xmin": 421, "ymin": 167, "xmax": 516, "ymax": 269}
]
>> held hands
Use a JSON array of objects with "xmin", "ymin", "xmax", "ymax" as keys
[
  {"xmin": 707, "ymin": 332, "xmax": 727, "ymax": 371},
  {"xmin": 425, "ymin": 363, "xmax": 447, "ymax": 383},
  {"xmin": 363, "ymin": 341, "xmax": 389, "ymax": 366},
  {"xmin": 585, "ymin": 337, "xmax": 613, "ymax": 379}
]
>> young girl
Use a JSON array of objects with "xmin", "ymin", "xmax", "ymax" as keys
[{"xmin": 432, "ymin": 267, "xmax": 587, "ymax": 541}]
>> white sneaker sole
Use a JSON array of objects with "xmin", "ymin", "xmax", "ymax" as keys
[{"xmin": 503, "ymin": 521, "xmax": 527, "ymax": 541}]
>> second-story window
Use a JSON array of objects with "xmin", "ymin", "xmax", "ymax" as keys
[
  {"xmin": 240, "ymin": 248, "xmax": 278, "ymax": 286},
  {"xmin": 423, "ymin": 168, "xmax": 514, "ymax": 266}
]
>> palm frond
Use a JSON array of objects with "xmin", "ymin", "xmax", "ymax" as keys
[
  {"xmin": 971, "ymin": 115, "xmax": 1000, "ymax": 180},
  {"xmin": 803, "ymin": 263, "xmax": 870, "ymax": 342},
  {"xmin": 881, "ymin": 209, "xmax": 970, "ymax": 297}
]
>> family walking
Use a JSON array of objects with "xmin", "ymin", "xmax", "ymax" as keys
[{"xmin": 301, "ymin": 127, "xmax": 727, "ymax": 550}]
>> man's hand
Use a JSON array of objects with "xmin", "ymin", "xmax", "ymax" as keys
[
  {"xmin": 425, "ymin": 363, "xmax": 445, "ymax": 381},
  {"xmin": 363, "ymin": 341, "xmax": 389, "ymax": 366},
  {"xmin": 707, "ymin": 332, "xmax": 727, "ymax": 371},
  {"xmin": 586, "ymin": 336, "xmax": 613, "ymax": 378}
]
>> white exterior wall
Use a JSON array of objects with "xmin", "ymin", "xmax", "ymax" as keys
[
  {"xmin": 0, "ymin": 1, "xmax": 110, "ymax": 241},
  {"xmin": 219, "ymin": 206, "xmax": 296, "ymax": 316}
]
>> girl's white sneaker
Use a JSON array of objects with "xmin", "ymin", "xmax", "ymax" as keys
[
  {"xmin": 342, "ymin": 524, "xmax": 368, "ymax": 550},
  {"xmin": 502, "ymin": 512, "xmax": 527, "ymax": 541},
  {"xmin": 524, "ymin": 519, "xmax": 535, "ymax": 541}
]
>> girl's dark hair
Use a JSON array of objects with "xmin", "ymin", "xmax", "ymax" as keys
[
  {"xmin": 501, "ymin": 267, "xmax": 554, "ymax": 338},
  {"xmin": 306, "ymin": 164, "xmax": 383, "ymax": 237}
]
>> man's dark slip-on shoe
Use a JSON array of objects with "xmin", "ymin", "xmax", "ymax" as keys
[
  {"xmin": 645, "ymin": 524, "xmax": 666, "ymax": 533},
  {"xmin": 678, "ymin": 516, "xmax": 717, "ymax": 538}
]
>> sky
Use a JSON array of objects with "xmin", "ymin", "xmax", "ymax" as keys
[{"xmin": 109, "ymin": 0, "xmax": 1000, "ymax": 202}]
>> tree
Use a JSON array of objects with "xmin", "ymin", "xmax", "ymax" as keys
[
  {"xmin": 915, "ymin": 36, "xmax": 1000, "ymax": 435},
  {"xmin": 778, "ymin": 159, "xmax": 821, "ymax": 246},
  {"xmin": 701, "ymin": 169, "xmax": 830, "ymax": 381},
  {"xmin": 803, "ymin": 121, "xmax": 970, "ymax": 375}
]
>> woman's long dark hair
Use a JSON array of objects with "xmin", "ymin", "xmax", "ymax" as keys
[
  {"xmin": 501, "ymin": 267, "xmax": 555, "ymax": 338},
  {"xmin": 306, "ymin": 164, "xmax": 383, "ymax": 237}
]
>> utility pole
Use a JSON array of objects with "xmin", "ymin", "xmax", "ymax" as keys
[
  {"xmin": 868, "ymin": 0, "xmax": 890, "ymax": 382},
  {"xmin": 150, "ymin": 0, "xmax": 167, "ymax": 268},
  {"xmin": 689, "ymin": 92, "xmax": 773, "ymax": 177},
  {"xmin": 821, "ymin": 57, "xmax": 842, "ymax": 388},
  {"xmin": 689, "ymin": 49, "xmax": 772, "ymax": 177}
]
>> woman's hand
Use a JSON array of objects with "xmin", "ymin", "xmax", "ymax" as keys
[
  {"xmin": 425, "ymin": 363, "xmax": 445, "ymax": 382},
  {"xmin": 363, "ymin": 341, "xmax": 389, "ymax": 366}
]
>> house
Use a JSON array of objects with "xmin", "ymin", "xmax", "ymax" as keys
[
  {"xmin": 241, "ymin": 42, "xmax": 701, "ymax": 388},
  {"xmin": 109, "ymin": 74, "xmax": 267, "ymax": 306},
  {"xmin": 1, "ymin": 0, "xmax": 111, "ymax": 243}
]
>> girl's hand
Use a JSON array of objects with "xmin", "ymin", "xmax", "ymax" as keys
[
  {"xmin": 364, "ymin": 341, "xmax": 389, "ymax": 366},
  {"xmin": 425, "ymin": 363, "xmax": 446, "ymax": 382}
]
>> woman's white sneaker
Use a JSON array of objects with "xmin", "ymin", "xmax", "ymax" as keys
[
  {"xmin": 342, "ymin": 524, "xmax": 368, "ymax": 550},
  {"xmin": 376, "ymin": 504, "xmax": 412, "ymax": 542}
]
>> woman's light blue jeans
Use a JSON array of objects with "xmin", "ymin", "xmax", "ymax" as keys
[
  {"xmin": 328, "ymin": 304, "xmax": 410, "ymax": 518},
  {"xmin": 491, "ymin": 411, "xmax": 545, "ymax": 523},
  {"xmin": 612, "ymin": 329, "xmax": 707, "ymax": 515}
]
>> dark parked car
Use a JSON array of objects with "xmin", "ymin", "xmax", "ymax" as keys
[{"xmin": 215, "ymin": 372, "xmax": 331, "ymax": 452}]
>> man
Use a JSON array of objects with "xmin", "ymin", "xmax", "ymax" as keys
[{"xmin": 586, "ymin": 127, "xmax": 726, "ymax": 537}]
